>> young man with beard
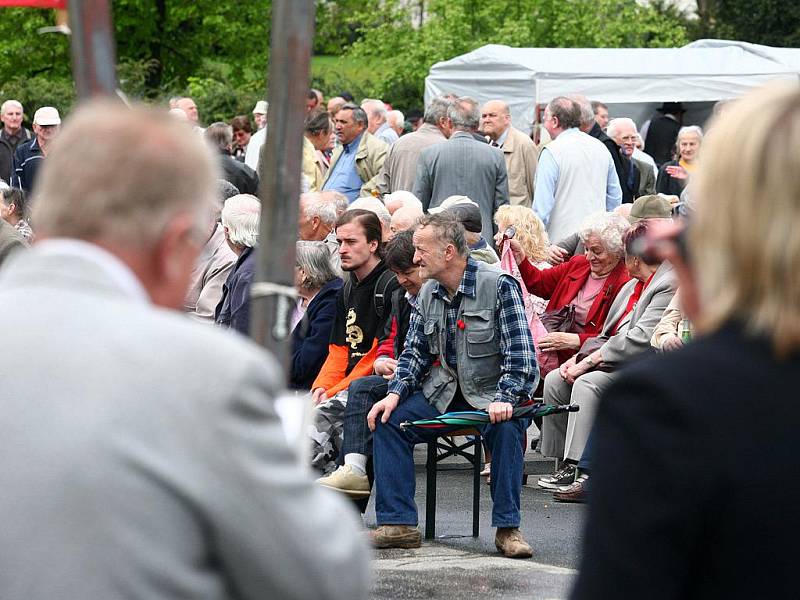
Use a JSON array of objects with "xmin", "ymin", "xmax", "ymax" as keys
[
  {"xmin": 308, "ymin": 209, "xmax": 399, "ymax": 474},
  {"xmin": 317, "ymin": 229, "xmax": 423, "ymax": 499}
]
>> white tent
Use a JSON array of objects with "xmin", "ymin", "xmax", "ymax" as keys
[{"xmin": 424, "ymin": 43, "xmax": 799, "ymax": 132}]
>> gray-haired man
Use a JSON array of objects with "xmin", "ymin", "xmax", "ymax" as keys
[{"xmin": 368, "ymin": 213, "xmax": 538, "ymax": 558}]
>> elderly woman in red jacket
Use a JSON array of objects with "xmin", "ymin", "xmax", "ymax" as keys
[{"xmin": 508, "ymin": 211, "xmax": 631, "ymax": 366}]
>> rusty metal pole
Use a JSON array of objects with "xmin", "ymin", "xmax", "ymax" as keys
[
  {"xmin": 250, "ymin": 0, "xmax": 315, "ymax": 376},
  {"xmin": 68, "ymin": 0, "xmax": 118, "ymax": 99}
]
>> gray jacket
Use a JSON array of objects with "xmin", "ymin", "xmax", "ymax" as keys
[
  {"xmin": 417, "ymin": 261, "xmax": 506, "ymax": 412},
  {"xmin": 0, "ymin": 245, "xmax": 370, "ymax": 600},
  {"xmin": 414, "ymin": 131, "xmax": 510, "ymax": 243},
  {"xmin": 596, "ymin": 261, "xmax": 677, "ymax": 367}
]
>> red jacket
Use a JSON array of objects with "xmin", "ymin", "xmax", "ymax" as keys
[{"xmin": 519, "ymin": 255, "xmax": 631, "ymax": 363}]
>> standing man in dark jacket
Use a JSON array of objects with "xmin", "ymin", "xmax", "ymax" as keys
[
  {"xmin": 643, "ymin": 102, "xmax": 684, "ymax": 168},
  {"xmin": 317, "ymin": 229, "xmax": 422, "ymax": 499},
  {"xmin": 0, "ymin": 100, "xmax": 31, "ymax": 184},
  {"xmin": 12, "ymin": 106, "xmax": 60, "ymax": 192},
  {"xmin": 214, "ymin": 194, "xmax": 260, "ymax": 335},
  {"xmin": 205, "ymin": 122, "xmax": 259, "ymax": 196}
]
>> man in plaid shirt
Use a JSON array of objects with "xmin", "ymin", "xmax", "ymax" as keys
[{"xmin": 367, "ymin": 213, "xmax": 539, "ymax": 558}]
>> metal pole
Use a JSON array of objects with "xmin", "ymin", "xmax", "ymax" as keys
[
  {"xmin": 68, "ymin": 0, "xmax": 118, "ymax": 99},
  {"xmin": 250, "ymin": 0, "xmax": 315, "ymax": 376}
]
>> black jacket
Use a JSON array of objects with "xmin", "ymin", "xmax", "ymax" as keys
[
  {"xmin": 655, "ymin": 160, "xmax": 687, "ymax": 197},
  {"xmin": 0, "ymin": 127, "xmax": 31, "ymax": 184},
  {"xmin": 573, "ymin": 322, "xmax": 800, "ymax": 600},
  {"xmin": 644, "ymin": 115, "xmax": 681, "ymax": 168},
  {"xmin": 219, "ymin": 151, "xmax": 259, "ymax": 196},
  {"xmin": 290, "ymin": 277, "xmax": 343, "ymax": 389},
  {"xmin": 215, "ymin": 246, "xmax": 256, "ymax": 335},
  {"xmin": 589, "ymin": 122, "xmax": 628, "ymax": 203},
  {"xmin": 11, "ymin": 137, "xmax": 43, "ymax": 192}
]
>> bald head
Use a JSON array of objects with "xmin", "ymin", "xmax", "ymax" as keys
[
  {"xmin": 480, "ymin": 100, "xmax": 511, "ymax": 141},
  {"xmin": 389, "ymin": 204, "xmax": 423, "ymax": 238}
]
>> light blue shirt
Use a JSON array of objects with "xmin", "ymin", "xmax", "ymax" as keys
[
  {"xmin": 322, "ymin": 132, "xmax": 364, "ymax": 202},
  {"xmin": 374, "ymin": 123, "xmax": 399, "ymax": 146},
  {"xmin": 533, "ymin": 129, "xmax": 622, "ymax": 226}
]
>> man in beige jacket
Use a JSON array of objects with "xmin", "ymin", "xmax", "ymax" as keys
[
  {"xmin": 481, "ymin": 100, "xmax": 538, "ymax": 207},
  {"xmin": 322, "ymin": 103, "xmax": 387, "ymax": 201}
]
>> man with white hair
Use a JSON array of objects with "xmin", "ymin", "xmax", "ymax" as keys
[
  {"xmin": 387, "ymin": 110, "xmax": 405, "ymax": 137},
  {"xmin": 361, "ymin": 98, "xmax": 399, "ymax": 146},
  {"xmin": 607, "ymin": 118, "xmax": 656, "ymax": 201},
  {"xmin": 0, "ymin": 100, "xmax": 370, "ymax": 600},
  {"xmin": 215, "ymin": 193, "xmax": 261, "ymax": 336},
  {"xmin": 480, "ymin": 99, "xmax": 538, "ymax": 207},
  {"xmin": 388, "ymin": 203, "xmax": 422, "ymax": 238},
  {"xmin": 185, "ymin": 180, "xmax": 240, "ymax": 322},
  {"xmin": 12, "ymin": 106, "xmax": 61, "ymax": 192},
  {"xmin": 299, "ymin": 191, "xmax": 342, "ymax": 275},
  {"xmin": 383, "ymin": 190, "xmax": 422, "ymax": 215},
  {"xmin": 376, "ymin": 96, "xmax": 451, "ymax": 196},
  {"xmin": 534, "ymin": 97, "xmax": 621, "ymax": 242},
  {"xmin": 0, "ymin": 100, "xmax": 31, "ymax": 183}
]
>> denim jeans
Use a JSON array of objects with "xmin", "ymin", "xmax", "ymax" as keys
[
  {"xmin": 578, "ymin": 430, "xmax": 592, "ymax": 472},
  {"xmin": 373, "ymin": 391, "xmax": 528, "ymax": 529},
  {"xmin": 342, "ymin": 375, "xmax": 388, "ymax": 457}
]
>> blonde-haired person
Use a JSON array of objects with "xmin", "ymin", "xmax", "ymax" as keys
[
  {"xmin": 494, "ymin": 204, "xmax": 551, "ymax": 314},
  {"xmin": 573, "ymin": 82, "xmax": 800, "ymax": 599}
]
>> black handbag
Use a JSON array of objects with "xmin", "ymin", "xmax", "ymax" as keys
[{"xmin": 539, "ymin": 304, "xmax": 577, "ymax": 333}]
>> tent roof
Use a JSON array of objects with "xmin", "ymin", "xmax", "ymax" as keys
[
  {"xmin": 684, "ymin": 39, "xmax": 800, "ymax": 71},
  {"xmin": 425, "ymin": 43, "xmax": 798, "ymax": 105}
]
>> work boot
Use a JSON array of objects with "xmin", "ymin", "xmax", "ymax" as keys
[
  {"xmin": 495, "ymin": 527, "xmax": 533, "ymax": 559},
  {"xmin": 370, "ymin": 525, "xmax": 422, "ymax": 549},
  {"xmin": 317, "ymin": 465, "xmax": 370, "ymax": 499}
]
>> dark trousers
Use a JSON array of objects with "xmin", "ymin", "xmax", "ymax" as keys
[
  {"xmin": 374, "ymin": 391, "xmax": 528, "ymax": 529},
  {"xmin": 341, "ymin": 375, "xmax": 388, "ymax": 457}
]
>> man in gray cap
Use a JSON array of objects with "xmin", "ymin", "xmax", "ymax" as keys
[{"xmin": 12, "ymin": 106, "xmax": 61, "ymax": 192}]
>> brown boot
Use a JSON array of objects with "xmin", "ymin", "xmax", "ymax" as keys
[
  {"xmin": 495, "ymin": 527, "xmax": 533, "ymax": 559},
  {"xmin": 371, "ymin": 525, "xmax": 422, "ymax": 549}
]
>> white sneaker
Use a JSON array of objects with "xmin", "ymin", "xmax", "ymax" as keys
[{"xmin": 317, "ymin": 465, "xmax": 370, "ymax": 498}]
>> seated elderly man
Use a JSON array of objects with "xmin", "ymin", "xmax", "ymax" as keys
[
  {"xmin": 214, "ymin": 194, "xmax": 261, "ymax": 335},
  {"xmin": 383, "ymin": 190, "xmax": 423, "ymax": 215},
  {"xmin": 368, "ymin": 213, "xmax": 538, "ymax": 558},
  {"xmin": 185, "ymin": 180, "xmax": 239, "ymax": 322},
  {"xmin": 535, "ymin": 221, "xmax": 676, "ymax": 493},
  {"xmin": 348, "ymin": 196, "xmax": 392, "ymax": 241}
]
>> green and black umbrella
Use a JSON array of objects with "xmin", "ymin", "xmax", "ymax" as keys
[{"xmin": 399, "ymin": 403, "xmax": 579, "ymax": 431}]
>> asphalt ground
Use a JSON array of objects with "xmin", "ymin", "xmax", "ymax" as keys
[{"xmin": 364, "ymin": 445, "xmax": 585, "ymax": 600}]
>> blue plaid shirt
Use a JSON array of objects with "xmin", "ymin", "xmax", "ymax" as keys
[{"xmin": 388, "ymin": 258, "xmax": 538, "ymax": 405}]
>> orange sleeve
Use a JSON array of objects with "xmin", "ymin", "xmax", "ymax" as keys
[
  {"xmin": 323, "ymin": 340, "xmax": 379, "ymax": 397},
  {"xmin": 311, "ymin": 344, "xmax": 349, "ymax": 391}
]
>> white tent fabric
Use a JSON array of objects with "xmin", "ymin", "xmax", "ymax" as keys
[
  {"xmin": 424, "ymin": 43, "xmax": 799, "ymax": 132},
  {"xmin": 684, "ymin": 39, "xmax": 800, "ymax": 72}
]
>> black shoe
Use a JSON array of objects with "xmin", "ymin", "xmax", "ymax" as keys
[{"xmin": 537, "ymin": 464, "xmax": 575, "ymax": 490}]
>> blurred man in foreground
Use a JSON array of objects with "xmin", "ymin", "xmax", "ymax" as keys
[{"xmin": 0, "ymin": 101, "xmax": 370, "ymax": 600}]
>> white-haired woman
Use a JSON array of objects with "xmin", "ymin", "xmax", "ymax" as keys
[
  {"xmin": 656, "ymin": 125, "xmax": 702, "ymax": 196},
  {"xmin": 214, "ymin": 194, "xmax": 260, "ymax": 335},
  {"xmin": 290, "ymin": 241, "xmax": 343, "ymax": 389},
  {"xmin": 508, "ymin": 211, "xmax": 631, "ymax": 366},
  {"xmin": 573, "ymin": 82, "xmax": 800, "ymax": 598}
]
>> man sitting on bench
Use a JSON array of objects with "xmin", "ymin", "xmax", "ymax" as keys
[{"xmin": 368, "ymin": 213, "xmax": 539, "ymax": 558}]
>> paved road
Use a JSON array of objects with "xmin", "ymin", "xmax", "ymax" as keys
[{"xmin": 366, "ymin": 466, "xmax": 586, "ymax": 600}]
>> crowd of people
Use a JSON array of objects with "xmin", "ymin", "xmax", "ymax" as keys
[{"xmin": 8, "ymin": 71, "xmax": 791, "ymax": 598}]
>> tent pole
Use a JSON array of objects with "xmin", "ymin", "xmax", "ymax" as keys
[{"xmin": 249, "ymin": 0, "xmax": 315, "ymax": 376}]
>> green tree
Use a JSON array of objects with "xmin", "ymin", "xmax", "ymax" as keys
[
  {"xmin": 343, "ymin": 0, "xmax": 689, "ymax": 110},
  {"xmin": 695, "ymin": 0, "xmax": 800, "ymax": 46}
]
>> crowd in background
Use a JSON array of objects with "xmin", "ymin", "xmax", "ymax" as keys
[{"xmin": 0, "ymin": 85, "xmax": 705, "ymax": 557}]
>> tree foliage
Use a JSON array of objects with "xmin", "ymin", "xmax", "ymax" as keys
[
  {"xmin": 695, "ymin": 0, "xmax": 800, "ymax": 47},
  {"xmin": 343, "ymin": 0, "xmax": 690, "ymax": 110}
]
